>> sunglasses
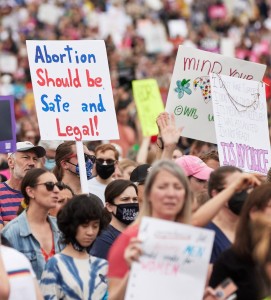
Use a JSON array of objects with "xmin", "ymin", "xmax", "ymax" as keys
[
  {"xmin": 96, "ymin": 158, "xmax": 116, "ymax": 165},
  {"xmin": 34, "ymin": 181, "xmax": 65, "ymax": 191},
  {"xmin": 66, "ymin": 153, "xmax": 96, "ymax": 163}
]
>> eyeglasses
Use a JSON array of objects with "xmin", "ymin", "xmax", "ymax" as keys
[
  {"xmin": 66, "ymin": 153, "xmax": 96, "ymax": 164},
  {"xmin": 96, "ymin": 158, "xmax": 116, "ymax": 165},
  {"xmin": 34, "ymin": 182, "xmax": 65, "ymax": 191}
]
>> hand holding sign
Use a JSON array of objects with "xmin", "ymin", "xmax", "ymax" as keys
[
  {"xmin": 125, "ymin": 217, "xmax": 214, "ymax": 300},
  {"xmin": 124, "ymin": 237, "xmax": 143, "ymax": 268}
]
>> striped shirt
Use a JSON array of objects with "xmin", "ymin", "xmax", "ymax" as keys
[
  {"xmin": 40, "ymin": 253, "xmax": 108, "ymax": 300},
  {"xmin": 0, "ymin": 182, "xmax": 23, "ymax": 225}
]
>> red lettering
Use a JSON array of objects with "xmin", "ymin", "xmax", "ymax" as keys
[
  {"xmin": 56, "ymin": 118, "xmax": 67, "ymax": 137},
  {"xmin": 36, "ymin": 68, "xmax": 46, "ymax": 86},
  {"xmin": 86, "ymin": 70, "xmax": 103, "ymax": 87},
  {"xmin": 66, "ymin": 126, "xmax": 73, "ymax": 136}
]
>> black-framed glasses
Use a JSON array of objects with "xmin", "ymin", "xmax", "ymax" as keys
[
  {"xmin": 34, "ymin": 181, "xmax": 65, "ymax": 191},
  {"xmin": 96, "ymin": 158, "xmax": 116, "ymax": 165}
]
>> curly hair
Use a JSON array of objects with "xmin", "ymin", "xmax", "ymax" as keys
[{"xmin": 57, "ymin": 193, "xmax": 108, "ymax": 245}]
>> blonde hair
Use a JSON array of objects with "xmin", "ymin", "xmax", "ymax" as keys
[{"xmin": 136, "ymin": 159, "xmax": 192, "ymax": 224}]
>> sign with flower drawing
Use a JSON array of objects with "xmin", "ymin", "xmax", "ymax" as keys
[{"xmin": 165, "ymin": 46, "xmax": 266, "ymax": 143}]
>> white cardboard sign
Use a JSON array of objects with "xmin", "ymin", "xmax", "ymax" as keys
[
  {"xmin": 165, "ymin": 46, "xmax": 266, "ymax": 143},
  {"xmin": 125, "ymin": 217, "xmax": 214, "ymax": 300},
  {"xmin": 26, "ymin": 40, "xmax": 119, "ymax": 141},
  {"xmin": 211, "ymin": 73, "xmax": 271, "ymax": 174}
]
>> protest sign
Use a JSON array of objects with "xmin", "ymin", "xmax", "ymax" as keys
[
  {"xmin": 0, "ymin": 96, "xmax": 16, "ymax": 153},
  {"xmin": 165, "ymin": 46, "xmax": 266, "ymax": 143},
  {"xmin": 132, "ymin": 79, "xmax": 164, "ymax": 136},
  {"xmin": 210, "ymin": 73, "xmax": 271, "ymax": 174},
  {"xmin": 26, "ymin": 40, "xmax": 119, "ymax": 142},
  {"xmin": 125, "ymin": 217, "xmax": 214, "ymax": 300}
]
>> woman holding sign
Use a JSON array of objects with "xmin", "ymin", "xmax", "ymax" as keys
[{"xmin": 107, "ymin": 159, "xmax": 192, "ymax": 299}]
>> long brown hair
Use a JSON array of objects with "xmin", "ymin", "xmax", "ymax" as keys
[
  {"xmin": 53, "ymin": 141, "xmax": 75, "ymax": 181},
  {"xmin": 233, "ymin": 183, "xmax": 271, "ymax": 259}
]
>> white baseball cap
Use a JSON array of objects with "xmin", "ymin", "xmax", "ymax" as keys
[{"xmin": 8, "ymin": 141, "xmax": 46, "ymax": 158}]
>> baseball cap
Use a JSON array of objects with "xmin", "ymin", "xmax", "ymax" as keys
[
  {"xmin": 175, "ymin": 155, "xmax": 213, "ymax": 180},
  {"xmin": 130, "ymin": 164, "xmax": 151, "ymax": 184},
  {"xmin": 8, "ymin": 141, "xmax": 46, "ymax": 158}
]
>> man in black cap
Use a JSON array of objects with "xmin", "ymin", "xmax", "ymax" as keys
[
  {"xmin": 130, "ymin": 163, "xmax": 151, "ymax": 208},
  {"xmin": 0, "ymin": 141, "xmax": 46, "ymax": 229}
]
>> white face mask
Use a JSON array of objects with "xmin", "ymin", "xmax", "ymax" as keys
[{"xmin": 44, "ymin": 158, "xmax": 56, "ymax": 171}]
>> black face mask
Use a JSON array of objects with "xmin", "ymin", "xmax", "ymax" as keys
[
  {"xmin": 96, "ymin": 163, "xmax": 115, "ymax": 179},
  {"xmin": 228, "ymin": 190, "xmax": 248, "ymax": 215},
  {"xmin": 113, "ymin": 203, "xmax": 139, "ymax": 225}
]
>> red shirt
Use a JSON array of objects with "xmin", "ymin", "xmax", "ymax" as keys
[{"xmin": 108, "ymin": 224, "xmax": 139, "ymax": 278}]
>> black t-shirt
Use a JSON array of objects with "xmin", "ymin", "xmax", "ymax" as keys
[
  {"xmin": 209, "ymin": 248, "xmax": 261, "ymax": 300},
  {"xmin": 90, "ymin": 225, "xmax": 121, "ymax": 260}
]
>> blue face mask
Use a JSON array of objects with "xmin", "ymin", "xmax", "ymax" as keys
[
  {"xmin": 67, "ymin": 159, "xmax": 93, "ymax": 180},
  {"xmin": 44, "ymin": 158, "xmax": 56, "ymax": 171}
]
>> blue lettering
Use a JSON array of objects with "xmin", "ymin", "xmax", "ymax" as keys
[
  {"xmin": 41, "ymin": 94, "xmax": 49, "ymax": 112},
  {"xmin": 35, "ymin": 46, "xmax": 45, "ymax": 63}
]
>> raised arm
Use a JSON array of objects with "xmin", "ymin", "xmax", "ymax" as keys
[
  {"xmin": 192, "ymin": 173, "xmax": 262, "ymax": 227},
  {"xmin": 156, "ymin": 112, "xmax": 183, "ymax": 160}
]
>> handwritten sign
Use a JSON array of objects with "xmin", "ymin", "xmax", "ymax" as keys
[
  {"xmin": 125, "ymin": 217, "xmax": 214, "ymax": 300},
  {"xmin": 0, "ymin": 96, "xmax": 16, "ymax": 154},
  {"xmin": 211, "ymin": 73, "xmax": 271, "ymax": 174},
  {"xmin": 165, "ymin": 46, "xmax": 266, "ymax": 143},
  {"xmin": 132, "ymin": 79, "xmax": 164, "ymax": 136},
  {"xmin": 26, "ymin": 40, "xmax": 119, "ymax": 141}
]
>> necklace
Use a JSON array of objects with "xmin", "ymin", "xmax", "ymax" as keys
[{"xmin": 216, "ymin": 73, "xmax": 260, "ymax": 112}]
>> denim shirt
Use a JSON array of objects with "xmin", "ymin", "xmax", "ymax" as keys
[{"xmin": 1, "ymin": 210, "xmax": 62, "ymax": 280}]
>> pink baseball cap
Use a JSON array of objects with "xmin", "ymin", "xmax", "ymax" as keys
[{"xmin": 175, "ymin": 155, "xmax": 213, "ymax": 180}]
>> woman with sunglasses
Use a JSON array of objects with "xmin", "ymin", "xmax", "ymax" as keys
[
  {"xmin": 53, "ymin": 141, "xmax": 96, "ymax": 195},
  {"xmin": 40, "ymin": 194, "xmax": 108, "ymax": 300},
  {"xmin": 90, "ymin": 179, "xmax": 139, "ymax": 259},
  {"xmin": 1, "ymin": 168, "xmax": 63, "ymax": 280}
]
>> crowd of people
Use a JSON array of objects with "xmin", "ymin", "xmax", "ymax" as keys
[{"xmin": 1, "ymin": 0, "xmax": 271, "ymax": 299}]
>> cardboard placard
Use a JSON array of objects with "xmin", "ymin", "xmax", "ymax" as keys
[
  {"xmin": 132, "ymin": 79, "xmax": 164, "ymax": 136},
  {"xmin": 26, "ymin": 40, "xmax": 119, "ymax": 141},
  {"xmin": 125, "ymin": 217, "xmax": 214, "ymax": 300},
  {"xmin": 211, "ymin": 73, "xmax": 271, "ymax": 174},
  {"xmin": 0, "ymin": 96, "xmax": 16, "ymax": 153},
  {"xmin": 165, "ymin": 46, "xmax": 266, "ymax": 143}
]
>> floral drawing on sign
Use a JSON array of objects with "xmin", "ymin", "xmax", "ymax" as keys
[
  {"xmin": 194, "ymin": 76, "xmax": 212, "ymax": 103},
  {"xmin": 174, "ymin": 79, "xmax": 192, "ymax": 99}
]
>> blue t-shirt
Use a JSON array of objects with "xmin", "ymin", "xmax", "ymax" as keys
[
  {"xmin": 205, "ymin": 222, "xmax": 231, "ymax": 264},
  {"xmin": 90, "ymin": 225, "xmax": 121, "ymax": 260}
]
